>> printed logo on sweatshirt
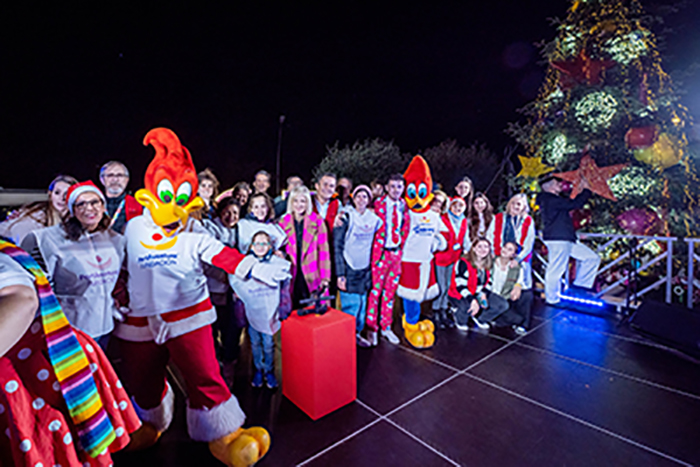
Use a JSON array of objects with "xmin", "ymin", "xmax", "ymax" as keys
[{"xmin": 137, "ymin": 252, "xmax": 178, "ymax": 268}]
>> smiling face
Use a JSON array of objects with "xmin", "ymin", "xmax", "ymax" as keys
[
  {"xmin": 501, "ymin": 242, "xmax": 517, "ymax": 260},
  {"xmin": 73, "ymin": 192, "xmax": 105, "ymax": 231},
  {"xmin": 450, "ymin": 198, "xmax": 466, "ymax": 217},
  {"xmin": 49, "ymin": 181, "xmax": 72, "ymax": 215},
  {"xmin": 249, "ymin": 196, "xmax": 269, "ymax": 221},
  {"xmin": 455, "ymin": 180, "xmax": 472, "ymax": 199},
  {"xmin": 385, "ymin": 180, "xmax": 404, "ymax": 201},
  {"xmin": 198, "ymin": 179, "xmax": 215, "ymax": 202},
  {"xmin": 253, "ymin": 173, "xmax": 270, "ymax": 194},
  {"xmin": 251, "ymin": 232, "xmax": 272, "ymax": 257},
  {"xmin": 430, "ymin": 194, "xmax": 446, "ymax": 213},
  {"xmin": 292, "ymin": 193, "xmax": 308, "ymax": 218},
  {"xmin": 473, "ymin": 196, "xmax": 487, "ymax": 214},
  {"xmin": 508, "ymin": 196, "xmax": 527, "ymax": 217},
  {"xmin": 220, "ymin": 204, "xmax": 240, "ymax": 228},
  {"xmin": 354, "ymin": 190, "xmax": 370, "ymax": 212},
  {"xmin": 474, "ymin": 239, "xmax": 491, "ymax": 260},
  {"xmin": 315, "ymin": 175, "xmax": 337, "ymax": 203}
]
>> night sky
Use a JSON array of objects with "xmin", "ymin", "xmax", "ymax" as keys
[{"xmin": 2, "ymin": 1, "xmax": 699, "ymax": 192}]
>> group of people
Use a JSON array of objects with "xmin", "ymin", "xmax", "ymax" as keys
[{"xmin": 0, "ymin": 142, "xmax": 601, "ymax": 466}]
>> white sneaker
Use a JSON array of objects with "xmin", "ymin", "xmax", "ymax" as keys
[
  {"xmin": 367, "ymin": 330, "xmax": 379, "ymax": 347},
  {"xmin": 356, "ymin": 333, "xmax": 371, "ymax": 348},
  {"xmin": 513, "ymin": 325, "xmax": 527, "ymax": 336},
  {"xmin": 472, "ymin": 317, "xmax": 490, "ymax": 331},
  {"xmin": 381, "ymin": 327, "xmax": 400, "ymax": 345},
  {"xmin": 455, "ymin": 321, "xmax": 469, "ymax": 331}
]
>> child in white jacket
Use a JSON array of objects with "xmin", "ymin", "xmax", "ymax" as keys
[{"xmin": 229, "ymin": 231, "xmax": 291, "ymax": 389}]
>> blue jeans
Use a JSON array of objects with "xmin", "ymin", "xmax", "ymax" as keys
[
  {"xmin": 340, "ymin": 291, "xmax": 367, "ymax": 333},
  {"xmin": 248, "ymin": 327, "xmax": 275, "ymax": 373}
]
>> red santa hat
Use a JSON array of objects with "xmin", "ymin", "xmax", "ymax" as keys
[{"xmin": 66, "ymin": 181, "xmax": 106, "ymax": 215}]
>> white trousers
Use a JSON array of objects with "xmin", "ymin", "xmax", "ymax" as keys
[{"xmin": 544, "ymin": 240, "xmax": 601, "ymax": 304}]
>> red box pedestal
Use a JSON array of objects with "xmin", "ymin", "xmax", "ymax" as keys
[{"xmin": 282, "ymin": 308, "xmax": 356, "ymax": 420}]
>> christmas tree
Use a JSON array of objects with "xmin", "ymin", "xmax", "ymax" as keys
[{"xmin": 508, "ymin": 0, "xmax": 698, "ymax": 237}]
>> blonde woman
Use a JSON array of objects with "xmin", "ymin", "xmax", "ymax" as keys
[{"xmin": 486, "ymin": 193, "xmax": 535, "ymax": 289}]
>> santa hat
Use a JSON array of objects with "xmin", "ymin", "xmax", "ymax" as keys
[
  {"xmin": 449, "ymin": 196, "xmax": 466, "ymax": 207},
  {"xmin": 66, "ymin": 181, "xmax": 106, "ymax": 215}
]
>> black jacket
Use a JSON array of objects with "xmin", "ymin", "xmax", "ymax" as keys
[{"xmin": 536, "ymin": 190, "xmax": 590, "ymax": 241}]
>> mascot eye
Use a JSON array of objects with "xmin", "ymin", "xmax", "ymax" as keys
[
  {"xmin": 418, "ymin": 183, "xmax": 428, "ymax": 199},
  {"xmin": 175, "ymin": 182, "xmax": 192, "ymax": 206},
  {"xmin": 406, "ymin": 183, "xmax": 417, "ymax": 199},
  {"xmin": 157, "ymin": 179, "xmax": 174, "ymax": 204}
]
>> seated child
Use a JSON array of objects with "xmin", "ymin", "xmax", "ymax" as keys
[
  {"xmin": 489, "ymin": 241, "xmax": 533, "ymax": 335},
  {"xmin": 229, "ymin": 231, "xmax": 291, "ymax": 389},
  {"xmin": 447, "ymin": 237, "xmax": 508, "ymax": 332}
]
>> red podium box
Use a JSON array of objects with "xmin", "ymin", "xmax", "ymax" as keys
[{"xmin": 282, "ymin": 308, "xmax": 356, "ymax": 420}]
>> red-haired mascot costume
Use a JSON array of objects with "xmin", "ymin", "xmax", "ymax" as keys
[
  {"xmin": 113, "ymin": 128, "xmax": 271, "ymax": 466},
  {"xmin": 396, "ymin": 156, "xmax": 446, "ymax": 348}
]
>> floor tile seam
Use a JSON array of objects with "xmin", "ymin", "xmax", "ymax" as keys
[
  {"xmin": 396, "ymin": 344, "xmax": 463, "ymax": 372},
  {"xmin": 460, "ymin": 311, "xmax": 562, "ymax": 374},
  {"xmin": 463, "ymin": 372, "xmax": 693, "ymax": 467},
  {"xmin": 383, "ymin": 372, "xmax": 463, "ymax": 418},
  {"xmin": 383, "ymin": 417, "xmax": 462, "ymax": 466},
  {"xmin": 295, "ymin": 417, "xmax": 384, "ymax": 467},
  {"xmin": 512, "ymin": 341, "xmax": 700, "ymax": 401},
  {"xmin": 355, "ymin": 398, "xmax": 384, "ymax": 418}
]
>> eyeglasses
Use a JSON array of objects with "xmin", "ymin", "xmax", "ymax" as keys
[
  {"xmin": 74, "ymin": 199, "xmax": 103, "ymax": 211},
  {"xmin": 103, "ymin": 173, "xmax": 128, "ymax": 179},
  {"xmin": 252, "ymin": 242, "xmax": 270, "ymax": 247}
]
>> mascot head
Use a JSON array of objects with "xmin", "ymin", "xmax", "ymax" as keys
[
  {"xmin": 403, "ymin": 155, "xmax": 434, "ymax": 213},
  {"xmin": 135, "ymin": 128, "xmax": 205, "ymax": 235}
]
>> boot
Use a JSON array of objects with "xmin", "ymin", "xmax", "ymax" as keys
[{"xmin": 209, "ymin": 427, "xmax": 271, "ymax": 467}]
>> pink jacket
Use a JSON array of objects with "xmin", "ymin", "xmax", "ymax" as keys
[{"xmin": 279, "ymin": 212, "xmax": 331, "ymax": 292}]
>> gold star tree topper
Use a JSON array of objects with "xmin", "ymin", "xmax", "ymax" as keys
[{"xmin": 517, "ymin": 155, "xmax": 554, "ymax": 179}]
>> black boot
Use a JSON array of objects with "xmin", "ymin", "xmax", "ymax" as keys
[
  {"xmin": 432, "ymin": 310, "xmax": 444, "ymax": 329},
  {"xmin": 443, "ymin": 309, "xmax": 455, "ymax": 328}
]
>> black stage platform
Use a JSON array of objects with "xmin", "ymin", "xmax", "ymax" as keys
[{"xmin": 114, "ymin": 300, "xmax": 700, "ymax": 466}]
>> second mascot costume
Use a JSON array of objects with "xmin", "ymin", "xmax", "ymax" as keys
[
  {"xmin": 113, "ymin": 128, "xmax": 273, "ymax": 466},
  {"xmin": 397, "ymin": 156, "xmax": 447, "ymax": 348}
]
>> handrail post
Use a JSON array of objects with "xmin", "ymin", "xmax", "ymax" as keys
[
  {"xmin": 665, "ymin": 238, "xmax": 673, "ymax": 304},
  {"xmin": 688, "ymin": 240, "xmax": 695, "ymax": 309}
]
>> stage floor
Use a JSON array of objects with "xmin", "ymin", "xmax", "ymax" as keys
[{"xmin": 114, "ymin": 300, "xmax": 700, "ymax": 466}]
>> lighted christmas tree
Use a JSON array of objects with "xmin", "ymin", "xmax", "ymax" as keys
[{"xmin": 508, "ymin": 0, "xmax": 698, "ymax": 237}]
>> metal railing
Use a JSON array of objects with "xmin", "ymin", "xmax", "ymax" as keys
[{"xmin": 532, "ymin": 232, "xmax": 682, "ymax": 309}]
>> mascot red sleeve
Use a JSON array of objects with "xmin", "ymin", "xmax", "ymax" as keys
[
  {"xmin": 112, "ymin": 128, "xmax": 271, "ymax": 467},
  {"xmin": 396, "ymin": 155, "xmax": 447, "ymax": 349}
]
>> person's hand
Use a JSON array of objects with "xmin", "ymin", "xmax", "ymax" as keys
[
  {"xmin": 469, "ymin": 299, "xmax": 480, "ymax": 316},
  {"xmin": 509, "ymin": 258, "xmax": 518, "ymax": 268},
  {"xmin": 320, "ymin": 279, "xmax": 330, "ymax": 290},
  {"xmin": 333, "ymin": 213, "xmax": 348, "ymax": 229},
  {"xmin": 337, "ymin": 277, "xmax": 347, "ymax": 291},
  {"xmin": 510, "ymin": 285, "xmax": 522, "ymax": 301}
]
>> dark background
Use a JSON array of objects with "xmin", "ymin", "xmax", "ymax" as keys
[{"xmin": 2, "ymin": 1, "xmax": 698, "ymax": 192}]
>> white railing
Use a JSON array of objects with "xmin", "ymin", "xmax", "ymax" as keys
[
  {"xmin": 532, "ymin": 232, "xmax": 682, "ymax": 310},
  {"xmin": 685, "ymin": 239, "xmax": 700, "ymax": 309}
]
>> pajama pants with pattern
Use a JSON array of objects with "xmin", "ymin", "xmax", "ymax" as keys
[{"xmin": 366, "ymin": 249, "xmax": 402, "ymax": 332}]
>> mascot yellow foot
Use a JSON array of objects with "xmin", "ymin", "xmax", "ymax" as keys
[
  {"xmin": 124, "ymin": 422, "xmax": 162, "ymax": 451},
  {"xmin": 209, "ymin": 427, "xmax": 271, "ymax": 467},
  {"xmin": 402, "ymin": 315, "xmax": 435, "ymax": 349}
]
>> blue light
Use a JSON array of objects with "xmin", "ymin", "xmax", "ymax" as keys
[{"xmin": 559, "ymin": 294, "xmax": 605, "ymax": 307}]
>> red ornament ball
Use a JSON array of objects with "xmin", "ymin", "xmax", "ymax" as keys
[{"xmin": 625, "ymin": 126, "xmax": 659, "ymax": 150}]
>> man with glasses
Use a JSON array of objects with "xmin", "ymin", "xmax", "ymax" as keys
[{"xmin": 99, "ymin": 161, "xmax": 142, "ymax": 233}]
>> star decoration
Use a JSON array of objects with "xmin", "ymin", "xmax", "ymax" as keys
[
  {"xmin": 517, "ymin": 155, "xmax": 554, "ymax": 179},
  {"xmin": 551, "ymin": 50, "xmax": 616, "ymax": 90},
  {"xmin": 553, "ymin": 154, "xmax": 628, "ymax": 201}
]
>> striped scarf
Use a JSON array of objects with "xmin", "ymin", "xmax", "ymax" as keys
[{"xmin": 0, "ymin": 239, "xmax": 116, "ymax": 457}]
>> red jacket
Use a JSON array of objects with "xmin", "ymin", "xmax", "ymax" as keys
[
  {"xmin": 312, "ymin": 196, "xmax": 340, "ymax": 234},
  {"xmin": 434, "ymin": 214, "xmax": 468, "ymax": 267}
]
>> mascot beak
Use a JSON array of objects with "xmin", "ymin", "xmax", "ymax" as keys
[
  {"xmin": 135, "ymin": 189, "xmax": 205, "ymax": 235},
  {"xmin": 406, "ymin": 192, "xmax": 434, "ymax": 212}
]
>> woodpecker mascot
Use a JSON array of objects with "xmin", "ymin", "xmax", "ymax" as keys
[
  {"xmin": 113, "ymin": 128, "xmax": 273, "ymax": 466},
  {"xmin": 396, "ymin": 155, "xmax": 446, "ymax": 349}
]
